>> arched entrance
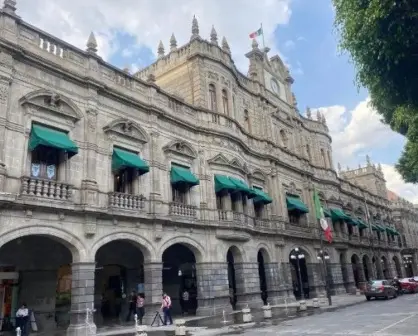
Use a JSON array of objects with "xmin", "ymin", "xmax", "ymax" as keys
[
  {"xmin": 0, "ymin": 236, "xmax": 73, "ymax": 332},
  {"xmin": 289, "ymin": 247, "xmax": 310, "ymax": 299},
  {"xmin": 340, "ymin": 253, "xmax": 350, "ymax": 291},
  {"xmin": 95, "ymin": 240, "xmax": 144, "ymax": 326},
  {"xmin": 362, "ymin": 255, "xmax": 372, "ymax": 281},
  {"xmin": 372, "ymin": 256, "xmax": 383, "ymax": 279},
  {"xmin": 402, "ymin": 255, "xmax": 414, "ymax": 277},
  {"xmin": 227, "ymin": 246, "xmax": 242, "ymax": 310},
  {"xmin": 393, "ymin": 256, "xmax": 402, "ymax": 277},
  {"xmin": 257, "ymin": 249, "xmax": 269, "ymax": 305},
  {"xmin": 381, "ymin": 256, "xmax": 390, "ymax": 279},
  {"xmin": 351, "ymin": 254, "xmax": 361, "ymax": 288},
  {"xmin": 162, "ymin": 244, "xmax": 197, "ymax": 316}
]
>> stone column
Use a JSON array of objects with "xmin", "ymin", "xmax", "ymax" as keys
[
  {"xmin": 234, "ymin": 262, "xmax": 264, "ymax": 309},
  {"xmin": 306, "ymin": 262, "xmax": 324, "ymax": 298},
  {"xmin": 66, "ymin": 262, "xmax": 96, "ymax": 336},
  {"xmin": 143, "ymin": 262, "xmax": 163, "ymax": 324},
  {"xmin": 264, "ymin": 262, "xmax": 288, "ymax": 304},
  {"xmin": 195, "ymin": 262, "xmax": 231, "ymax": 316}
]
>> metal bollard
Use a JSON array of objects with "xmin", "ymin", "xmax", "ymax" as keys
[
  {"xmin": 242, "ymin": 308, "xmax": 252, "ymax": 323},
  {"xmin": 312, "ymin": 298, "xmax": 319, "ymax": 308},
  {"xmin": 16, "ymin": 327, "xmax": 21, "ymax": 336},
  {"xmin": 356, "ymin": 288, "xmax": 361, "ymax": 296},
  {"xmin": 175, "ymin": 319, "xmax": 186, "ymax": 336},
  {"xmin": 263, "ymin": 304, "xmax": 272, "ymax": 319},
  {"xmin": 299, "ymin": 300, "xmax": 307, "ymax": 311}
]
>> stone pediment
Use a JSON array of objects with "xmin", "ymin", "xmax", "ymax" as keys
[
  {"xmin": 208, "ymin": 154, "xmax": 248, "ymax": 174},
  {"xmin": 19, "ymin": 89, "xmax": 83, "ymax": 122},
  {"xmin": 215, "ymin": 229, "xmax": 251, "ymax": 242},
  {"xmin": 162, "ymin": 139, "xmax": 197, "ymax": 159},
  {"xmin": 103, "ymin": 118, "xmax": 149, "ymax": 144},
  {"xmin": 250, "ymin": 169, "xmax": 266, "ymax": 182}
]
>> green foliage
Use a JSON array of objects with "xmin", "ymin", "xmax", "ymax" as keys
[{"xmin": 332, "ymin": 0, "xmax": 418, "ymax": 182}]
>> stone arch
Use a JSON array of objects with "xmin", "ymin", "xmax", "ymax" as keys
[
  {"xmin": 162, "ymin": 139, "xmax": 198, "ymax": 159},
  {"xmin": 0, "ymin": 225, "xmax": 87, "ymax": 262},
  {"xmin": 226, "ymin": 245, "xmax": 244, "ymax": 263},
  {"xmin": 381, "ymin": 255, "xmax": 390, "ymax": 279},
  {"xmin": 19, "ymin": 89, "xmax": 83, "ymax": 121},
  {"xmin": 393, "ymin": 255, "xmax": 402, "ymax": 277},
  {"xmin": 103, "ymin": 118, "xmax": 150, "ymax": 144},
  {"xmin": 286, "ymin": 244, "xmax": 313, "ymax": 263},
  {"xmin": 256, "ymin": 244, "xmax": 272, "ymax": 263},
  {"xmin": 158, "ymin": 236, "xmax": 205, "ymax": 263},
  {"xmin": 91, "ymin": 232, "xmax": 155, "ymax": 262},
  {"xmin": 251, "ymin": 169, "xmax": 267, "ymax": 182}
]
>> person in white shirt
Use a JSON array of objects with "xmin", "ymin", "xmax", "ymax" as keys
[{"xmin": 16, "ymin": 303, "xmax": 29, "ymax": 336}]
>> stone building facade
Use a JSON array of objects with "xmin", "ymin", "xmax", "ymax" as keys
[{"xmin": 0, "ymin": 3, "xmax": 415, "ymax": 335}]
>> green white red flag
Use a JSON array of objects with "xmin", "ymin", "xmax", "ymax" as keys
[
  {"xmin": 313, "ymin": 189, "xmax": 332, "ymax": 243},
  {"xmin": 249, "ymin": 27, "xmax": 263, "ymax": 39}
]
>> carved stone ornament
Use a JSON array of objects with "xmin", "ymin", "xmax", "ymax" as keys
[
  {"xmin": 86, "ymin": 109, "xmax": 97, "ymax": 132},
  {"xmin": 207, "ymin": 153, "xmax": 248, "ymax": 174},
  {"xmin": 19, "ymin": 89, "xmax": 82, "ymax": 123},
  {"xmin": 103, "ymin": 118, "xmax": 149, "ymax": 144},
  {"xmin": 162, "ymin": 139, "xmax": 198, "ymax": 159}
]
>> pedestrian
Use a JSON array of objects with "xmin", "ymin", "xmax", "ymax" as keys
[
  {"xmin": 161, "ymin": 293, "xmax": 173, "ymax": 325},
  {"xmin": 15, "ymin": 303, "xmax": 29, "ymax": 336},
  {"xmin": 136, "ymin": 293, "xmax": 145, "ymax": 325},
  {"xmin": 126, "ymin": 290, "xmax": 137, "ymax": 322},
  {"xmin": 181, "ymin": 289, "xmax": 189, "ymax": 315}
]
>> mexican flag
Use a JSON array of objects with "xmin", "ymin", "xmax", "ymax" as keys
[
  {"xmin": 313, "ymin": 189, "xmax": 332, "ymax": 243},
  {"xmin": 249, "ymin": 27, "xmax": 263, "ymax": 39}
]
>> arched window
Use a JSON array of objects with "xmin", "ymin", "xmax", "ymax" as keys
[
  {"xmin": 222, "ymin": 89, "xmax": 229, "ymax": 115},
  {"xmin": 327, "ymin": 150, "xmax": 332, "ymax": 169},
  {"xmin": 209, "ymin": 84, "xmax": 217, "ymax": 111},
  {"xmin": 320, "ymin": 149, "xmax": 327, "ymax": 167},
  {"xmin": 244, "ymin": 109, "xmax": 251, "ymax": 131}
]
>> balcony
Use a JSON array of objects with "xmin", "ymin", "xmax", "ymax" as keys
[
  {"xmin": 169, "ymin": 202, "xmax": 197, "ymax": 218},
  {"xmin": 108, "ymin": 192, "xmax": 146, "ymax": 210},
  {"xmin": 21, "ymin": 177, "xmax": 73, "ymax": 201}
]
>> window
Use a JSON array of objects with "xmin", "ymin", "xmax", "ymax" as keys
[
  {"xmin": 209, "ymin": 84, "xmax": 217, "ymax": 111},
  {"xmin": 320, "ymin": 149, "xmax": 327, "ymax": 167},
  {"xmin": 280, "ymin": 130, "xmax": 288, "ymax": 148},
  {"xmin": 289, "ymin": 212, "xmax": 300, "ymax": 225},
  {"xmin": 327, "ymin": 150, "xmax": 332, "ymax": 168},
  {"xmin": 216, "ymin": 192, "xmax": 225, "ymax": 210},
  {"xmin": 306, "ymin": 144, "xmax": 312, "ymax": 161},
  {"xmin": 114, "ymin": 168, "xmax": 135, "ymax": 194},
  {"xmin": 172, "ymin": 183, "xmax": 188, "ymax": 204},
  {"xmin": 244, "ymin": 109, "xmax": 251, "ymax": 131},
  {"xmin": 31, "ymin": 145, "xmax": 59, "ymax": 180},
  {"xmin": 242, "ymin": 194, "xmax": 247, "ymax": 214},
  {"xmin": 254, "ymin": 202, "xmax": 264, "ymax": 219},
  {"xmin": 222, "ymin": 89, "xmax": 229, "ymax": 115}
]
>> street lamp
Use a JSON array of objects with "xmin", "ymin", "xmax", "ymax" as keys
[
  {"xmin": 317, "ymin": 250, "xmax": 332, "ymax": 306},
  {"xmin": 290, "ymin": 247, "xmax": 305, "ymax": 299}
]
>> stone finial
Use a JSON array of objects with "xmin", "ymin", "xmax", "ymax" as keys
[
  {"xmin": 292, "ymin": 93, "xmax": 298, "ymax": 108},
  {"xmin": 252, "ymin": 38, "xmax": 259, "ymax": 50},
  {"xmin": 123, "ymin": 66, "xmax": 130, "ymax": 74},
  {"xmin": 222, "ymin": 37, "xmax": 231, "ymax": 54},
  {"xmin": 366, "ymin": 154, "xmax": 371, "ymax": 166},
  {"xmin": 147, "ymin": 73, "xmax": 156, "ymax": 84},
  {"xmin": 316, "ymin": 110, "xmax": 321, "ymax": 122},
  {"xmin": 378, "ymin": 162, "xmax": 382, "ymax": 171},
  {"xmin": 157, "ymin": 40, "xmax": 165, "ymax": 58},
  {"xmin": 170, "ymin": 33, "xmax": 177, "ymax": 51},
  {"xmin": 210, "ymin": 26, "xmax": 218, "ymax": 45},
  {"xmin": 191, "ymin": 15, "xmax": 200, "ymax": 40},
  {"xmin": 338, "ymin": 162, "xmax": 341, "ymax": 172},
  {"xmin": 86, "ymin": 32, "xmax": 98, "ymax": 54},
  {"xmin": 306, "ymin": 107, "xmax": 312, "ymax": 119},
  {"xmin": 2, "ymin": 0, "xmax": 16, "ymax": 14},
  {"xmin": 322, "ymin": 113, "xmax": 327, "ymax": 125}
]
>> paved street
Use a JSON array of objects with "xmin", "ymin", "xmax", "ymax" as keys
[{"xmin": 236, "ymin": 294, "xmax": 418, "ymax": 336}]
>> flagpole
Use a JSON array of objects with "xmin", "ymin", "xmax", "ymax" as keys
[{"xmin": 260, "ymin": 23, "xmax": 265, "ymax": 51}]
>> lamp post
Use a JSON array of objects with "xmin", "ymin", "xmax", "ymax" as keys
[
  {"xmin": 317, "ymin": 250, "xmax": 332, "ymax": 306},
  {"xmin": 290, "ymin": 247, "xmax": 305, "ymax": 299}
]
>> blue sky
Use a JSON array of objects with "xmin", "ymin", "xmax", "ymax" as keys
[{"xmin": 19, "ymin": 0, "xmax": 417, "ymax": 201}]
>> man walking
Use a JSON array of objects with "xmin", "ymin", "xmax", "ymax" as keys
[
  {"xmin": 126, "ymin": 290, "xmax": 137, "ymax": 322},
  {"xmin": 161, "ymin": 293, "xmax": 173, "ymax": 325}
]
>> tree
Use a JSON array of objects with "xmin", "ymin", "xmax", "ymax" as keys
[{"xmin": 332, "ymin": 0, "xmax": 418, "ymax": 182}]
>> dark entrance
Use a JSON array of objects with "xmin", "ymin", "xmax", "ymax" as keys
[
  {"xmin": 393, "ymin": 256, "xmax": 402, "ymax": 277},
  {"xmin": 257, "ymin": 250, "xmax": 268, "ymax": 305},
  {"xmin": 0, "ymin": 236, "xmax": 73, "ymax": 332},
  {"xmin": 162, "ymin": 244, "xmax": 197, "ymax": 316},
  {"xmin": 227, "ymin": 246, "xmax": 242, "ymax": 310},
  {"xmin": 95, "ymin": 240, "xmax": 144, "ymax": 326},
  {"xmin": 289, "ymin": 248, "xmax": 309, "ymax": 299},
  {"xmin": 351, "ymin": 254, "xmax": 361, "ymax": 288}
]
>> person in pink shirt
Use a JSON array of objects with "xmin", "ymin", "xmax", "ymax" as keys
[
  {"xmin": 161, "ymin": 293, "xmax": 173, "ymax": 325},
  {"xmin": 136, "ymin": 293, "xmax": 145, "ymax": 325}
]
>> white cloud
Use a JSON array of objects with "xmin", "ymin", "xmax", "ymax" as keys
[
  {"xmin": 15, "ymin": 0, "xmax": 293, "ymax": 72},
  {"xmin": 284, "ymin": 40, "xmax": 295, "ymax": 50},
  {"xmin": 312, "ymin": 99, "xmax": 418, "ymax": 203}
]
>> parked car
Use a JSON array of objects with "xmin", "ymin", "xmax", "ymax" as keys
[
  {"xmin": 399, "ymin": 278, "xmax": 418, "ymax": 293},
  {"xmin": 365, "ymin": 280, "xmax": 397, "ymax": 300}
]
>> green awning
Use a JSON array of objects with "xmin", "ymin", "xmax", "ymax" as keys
[
  {"xmin": 323, "ymin": 208, "xmax": 331, "ymax": 218},
  {"xmin": 347, "ymin": 217, "xmax": 359, "ymax": 226},
  {"xmin": 170, "ymin": 165, "xmax": 199, "ymax": 187},
  {"xmin": 286, "ymin": 196, "xmax": 309, "ymax": 213},
  {"xmin": 228, "ymin": 177, "xmax": 256, "ymax": 198},
  {"xmin": 214, "ymin": 174, "xmax": 237, "ymax": 193},
  {"xmin": 112, "ymin": 147, "xmax": 149, "ymax": 174},
  {"xmin": 28, "ymin": 124, "xmax": 78, "ymax": 157},
  {"xmin": 252, "ymin": 187, "xmax": 273, "ymax": 204},
  {"xmin": 330, "ymin": 208, "xmax": 351, "ymax": 222},
  {"xmin": 386, "ymin": 226, "xmax": 400, "ymax": 236},
  {"xmin": 372, "ymin": 224, "xmax": 385, "ymax": 232},
  {"xmin": 371, "ymin": 224, "xmax": 379, "ymax": 231},
  {"xmin": 357, "ymin": 219, "xmax": 368, "ymax": 229}
]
